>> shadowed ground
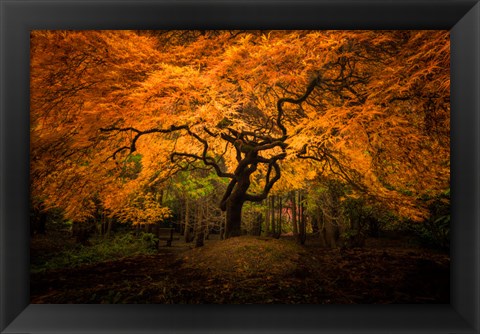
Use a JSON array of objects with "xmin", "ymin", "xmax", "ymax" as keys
[{"xmin": 31, "ymin": 235, "xmax": 449, "ymax": 304}]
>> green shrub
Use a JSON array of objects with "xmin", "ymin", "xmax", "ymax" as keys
[
  {"xmin": 32, "ymin": 232, "xmax": 158, "ymax": 273},
  {"xmin": 409, "ymin": 215, "xmax": 450, "ymax": 250},
  {"xmin": 341, "ymin": 229, "xmax": 365, "ymax": 248},
  {"xmin": 412, "ymin": 191, "xmax": 450, "ymax": 250},
  {"xmin": 140, "ymin": 232, "xmax": 159, "ymax": 250}
]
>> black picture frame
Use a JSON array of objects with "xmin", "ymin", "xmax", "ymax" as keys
[{"xmin": 1, "ymin": 0, "xmax": 479, "ymax": 333}]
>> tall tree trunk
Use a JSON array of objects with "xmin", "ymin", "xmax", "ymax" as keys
[
  {"xmin": 349, "ymin": 217, "xmax": 365, "ymax": 248},
  {"xmin": 252, "ymin": 212, "xmax": 262, "ymax": 236},
  {"xmin": 270, "ymin": 195, "xmax": 276, "ymax": 236},
  {"xmin": 106, "ymin": 217, "xmax": 113, "ymax": 237},
  {"xmin": 275, "ymin": 195, "xmax": 282, "ymax": 239},
  {"xmin": 225, "ymin": 198, "xmax": 244, "ymax": 238},
  {"xmin": 184, "ymin": 197, "xmax": 191, "ymax": 242},
  {"xmin": 222, "ymin": 170, "xmax": 253, "ymax": 239},
  {"xmin": 368, "ymin": 218, "xmax": 380, "ymax": 238},
  {"xmin": 297, "ymin": 191, "xmax": 306, "ymax": 245},
  {"xmin": 220, "ymin": 214, "xmax": 226, "ymax": 240},
  {"xmin": 264, "ymin": 197, "xmax": 270, "ymax": 236},
  {"xmin": 324, "ymin": 218, "xmax": 338, "ymax": 248},
  {"xmin": 195, "ymin": 201, "xmax": 206, "ymax": 248},
  {"xmin": 204, "ymin": 201, "xmax": 210, "ymax": 240},
  {"xmin": 318, "ymin": 228, "xmax": 328, "ymax": 248},
  {"xmin": 154, "ymin": 222, "xmax": 160, "ymax": 249},
  {"xmin": 291, "ymin": 191, "xmax": 298, "ymax": 237},
  {"xmin": 179, "ymin": 199, "xmax": 185, "ymax": 235},
  {"xmin": 323, "ymin": 193, "xmax": 340, "ymax": 248},
  {"xmin": 311, "ymin": 216, "xmax": 319, "ymax": 235},
  {"xmin": 159, "ymin": 189, "xmax": 164, "ymax": 206},
  {"xmin": 72, "ymin": 220, "xmax": 93, "ymax": 245},
  {"xmin": 189, "ymin": 201, "xmax": 199, "ymax": 242}
]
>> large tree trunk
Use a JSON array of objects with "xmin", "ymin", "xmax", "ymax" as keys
[
  {"xmin": 220, "ymin": 152, "xmax": 282, "ymax": 239},
  {"xmin": 225, "ymin": 198, "xmax": 244, "ymax": 238},
  {"xmin": 222, "ymin": 168, "xmax": 254, "ymax": 238}
]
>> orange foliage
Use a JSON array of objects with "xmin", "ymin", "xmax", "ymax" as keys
[{"xmin": 30, "ymin": 30, "xmax": 450, "ymax": 223}]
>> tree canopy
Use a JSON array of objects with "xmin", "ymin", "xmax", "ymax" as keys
[{"xmin": 30, "ymin": 30, "xmax": 450, "ymax": 237}]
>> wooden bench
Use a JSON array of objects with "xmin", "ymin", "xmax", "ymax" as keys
[{"xmin": 155, "ymin": 227, "xmax": 180, "ymax": 247}]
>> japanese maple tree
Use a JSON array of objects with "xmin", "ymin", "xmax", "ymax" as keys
[{"xmin": 30, "ymin": 30, "xmax": 450, "ymax": 238}]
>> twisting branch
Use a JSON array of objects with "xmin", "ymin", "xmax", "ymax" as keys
[
  {"xmin": 101, "ymin": 124, "xmax": 235, "ymax": 179},
  {"xmin": 244, "ymin": 158, "xmax": 283, "ymax": 203},
  {"xmin": 296, "ymin": 144, "xmax": 367, "ymax": 192},
  {"xmin": 100, "ymin": 124, "xmax": 189, "ymax": 160},
  {"xmin": 220, "ymin": 179, "xmax": 238, "ymax": 211},
  {"xmin": 276, "ymin": 76, "xmax": 321, "ymax": 138},
  {"xmin": 181, "ymin": 128, "xmax": 235, "ymax": 179}
]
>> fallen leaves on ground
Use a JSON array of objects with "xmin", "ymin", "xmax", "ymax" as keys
[{"xmin": 31, "ymin": 236, "xmax": 449, "ymax": 304}]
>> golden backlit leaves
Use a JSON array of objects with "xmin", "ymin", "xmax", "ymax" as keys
[{"xmin": 30, "ymin": 30, "xmax": 450, "ymax": 222}]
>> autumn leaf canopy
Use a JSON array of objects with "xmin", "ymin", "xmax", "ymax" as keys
[{"xmin": 30, "ymin": 30, "xmax": 450, "ymax": 223}]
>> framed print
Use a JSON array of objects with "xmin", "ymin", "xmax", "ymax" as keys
[{"xmin": 1, "ymin": 0, "xmax": 479, "ymax": 333}]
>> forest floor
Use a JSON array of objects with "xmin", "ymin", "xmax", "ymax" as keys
[{"xmin": 30, "ymin": 233, "xmax": 450, "ymax": 304}]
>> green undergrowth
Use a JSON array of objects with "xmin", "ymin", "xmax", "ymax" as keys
[{"xmin": 31, "ymin": 232, "xmax": 158, "ymax": 273}]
